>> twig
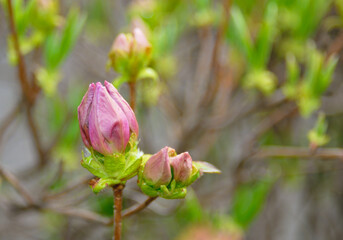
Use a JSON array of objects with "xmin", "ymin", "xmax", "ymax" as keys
[
  {"xmin": 0, "ymin": 166, "xmax": 35, "ymax": 206},
  {"xmin": 26, "ymin": 107, "xmax": 46, "ymax": 167},
  {"xmin": 203, "ymin": 0, "xmax": 232, "ymax": 105},
  {"xmin": 6, "ymin": 0, "xmax": 46, "ymax": 166},
  {"xmin": 326, "ymin": 31, "xmax": 343, "ymax": 61},
  {"xmin": 253, "ymin": 146, "xmax": 343, "ymax": 160},
  {"xmin": 0, "ymin": 100, "xmax": 22, "ymax": 143},
  {"xmin": 45, "ymin": 206, "xmax": 111, "ymax": 225},
  {"xmin": 0, "ymin": 165, "xmax": 112, "ymax": 226},
  {"xmin": 122, "ymin": 196, "xmax": 157, "ymax": 218},
  {"xmin": 128, "ymin": 82, "xmax": 136, "ymax": 111},
  {"xmin": 233, "ymin": 103, "xmax": 298, "ymax": 186},
  {"xmin": 43, "ymin": 176, "xmax": 92, "ymax": 200},
  {"xmin": 113, "ymin": 184, "xmax": 124, "ymax": 240},
  {"xmin": 250, "ymin": 104, "xmax": 297, "ymax": 142},
  {"xmin": 6, "ymin": 0, "xmax": 32, "ymax": 103},
  {"xmin": 44, "ymin": 111, "xmax": 73, "ymax": 156}
]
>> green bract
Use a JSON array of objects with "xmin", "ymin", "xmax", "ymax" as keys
[{"xmin": 81, "ymin": 136, "xmax": 143, "ymax": 193}]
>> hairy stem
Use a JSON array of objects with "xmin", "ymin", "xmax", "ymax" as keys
[{"xmin": 113, "ymin": 184, "xmax": 124, "ymax": 240}]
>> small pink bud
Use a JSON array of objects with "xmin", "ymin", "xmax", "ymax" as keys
[
  {"xmin": 111, "ymin": 33, "xmax": 131, "ymax": 54},
  {"xmin": 133, "ymin": 28, "xmax": 151, "ymax": 53},
  {"xmin": 143, "ymin": 147, "xmax": 175, "ymax": 187},
  {"xmin": 170, "ymin": 152, "xmax": 193, "ymax": 184},
  {"xmin": 78, "ymin": 81, "xmax": 138, "ymax": 155}
]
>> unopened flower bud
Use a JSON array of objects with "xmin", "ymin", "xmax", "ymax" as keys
[
  {"xmin": 108, "ymin": 28, "xmax": 151, "ymax": 74},
  {"xmin": 111, "ymin": 33, "xmax": 132, "ymax": 56},
  {"xmin": 170, "ymin": 152, "xmax": 193, "ymax": 184},
  {"xmin": 78, "ymin": 81, "xmax": 139, "ymax": 155},
  {"xmin": 143, "ymin": 147, "xmax": 175, "ymax": 186},
  {"xmin": 132, "ymin": 28, "xmax": 151, "ymax": 54}
]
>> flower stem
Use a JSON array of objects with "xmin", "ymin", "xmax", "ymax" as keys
[
  {"xmin": 113, "ymin": 184, "xmax": 124, "ymax": 240},
  {"xmin": 128, "ymin": 82, "xmax": 136, "ymax": 111}
]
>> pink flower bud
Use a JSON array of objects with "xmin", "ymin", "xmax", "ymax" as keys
[
  {"xmin": 104, "ymin": 81, "xmax": 139, "ymax": 136},
  {"xmin": 111, "ymin": 33, "xmax": 131, "ymax": 54},
  {"xmin": 143, "ymin": 147, "xmax": 175, "ymax": 186},
  {"xmin": 78, "ymin": 81, "xmax": 139, "ymax": 155},
  {"xmin": 170, "ymin": 152, "xmax": 193, "ymax": 184},
  {"xmin": 132, "ymin": 28, "xmax": 151, "ymax": 54}
]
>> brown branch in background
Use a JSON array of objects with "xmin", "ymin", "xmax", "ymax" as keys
[
  {"xmin": 123, "ymin": 196, "xmax": 157, "ymax": 218},
  {"xmin": 113, "ymin": 184, "xmax": 124, "ymax": 240},
  {"xmin": 6, "ymin": 0, "xmax": 32, "ymax": 103},
  {"xmin": 45, "ymin": 111, "xmax": 73, "ymax": 156},
  {"xmin": 43, "ymin": 176, "xmax": 92, "ymax": 200},
  {"xmin": 250, "ymin": 104, "xmax": 297, "ymax": 142},
  {"xmin": 0, "ymin": 166, "xmax": 35, "ymax": 206},
  {"xmin": 326, "ymin": 31, "xmax": 343, "ymax": 61},
  {"xmin": 233, "ymin": 104, "xmax": 298, "ymax": 186},
  {"xmin": 1, "ymin": 166, "xmax": 111, "ymax": 225},
  {"xmin": 0, "ymin": 100, "xmax": 22, "ymax": 143},
  {"xmin": 253, "ymin": 146, "xmax": 343, "ymax": 161},
  {"xmin": 203, "ymin": 0, "xmax": 232, "ymax": 105},
  {"xmin": 26, "ymin": 108, "xmax": 46, "ymax": 167},
  {"xmin": 45, "ymin": 206, "xmax": 111, "ymax": 225},
  {"xmin": 128, "ymin": 82, "xmax": 136, "ymax": 111},
  {"xmin": 6, "ymin": 0, "xmax": 46, "ymax": 166}
]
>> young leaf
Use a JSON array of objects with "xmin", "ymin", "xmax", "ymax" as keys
[{"xmin": 193, "ymin": 161, "xmax": 221, "ymax": 174}]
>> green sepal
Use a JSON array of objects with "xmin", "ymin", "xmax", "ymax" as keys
[
  {"xmin": 139, "ymin": 181, "xmax": 159, "ymax": 197},
  {"xmin": 184, "ymin": 165, "xmax": 201, "ymax": 187},
  {"xmin": 81, "ymin": 151, "xmax": 108, "ymax": 178},
  {"xmin": 103, "ymin": 154, "xmax": 125, "ymax": 178},
  {"xmin": 158, "ymin": 186, "xmax": 187, "ymax": 199},
  {"xmin": 89, "ymin": 178, "xmax": 122, "ymax": 194},
  {"xmin": 81, "ymin": 135, "xmax": 142, "ymax": 182},
  {"xmin": 139, "ymin": 182, "xmax": 187, "ymax": 199},
  {"xmin": 121, "ymin": 149, "xmax": 143, "ymax": 181}
]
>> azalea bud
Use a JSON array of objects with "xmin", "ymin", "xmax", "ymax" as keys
[
  {"xmin": 170, "ymin": 152, "xmax": 193, "ymax": 184},
  {"xmin": 78, "ymin": 81, "xmax": 139, "ymax": 155},
  {"xmin": 108, "ymin": 28, "xmax": 151, "ymax": 74},
  {"xmin": 143, "ymin": 147, "xmax": 176, "ymax": 187},
  {"xmin": 110, "ymin": 33, "xmax": 132, "ymax": 56},
  {"xmin": 132, "ymin": 28, "xmax": 151, "ymax": 54}
]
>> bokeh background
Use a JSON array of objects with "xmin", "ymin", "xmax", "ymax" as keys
[{"xmin": 1, "ymin": 0, "xmax": 343, "ymax": 239}]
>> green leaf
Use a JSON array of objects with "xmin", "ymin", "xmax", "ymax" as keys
[
  {"xmin": 308, "ymin": 112, "xmax": 330, "ymax": 146},
  {"xmin": 254, "ymin": 2, "xmax": 278, "ymax": 69},
  {"xmin": 35, "ymin": 67, "xmax": 61, "ymax": 96},
  {"xmin": 44, "ymin": 8, "xmax": 86, "ymax": 70},
  {"xmin": 192, "ymin": 161, "xmax": 221, "ymax": 174},
  {"xmin": 283, "ymin": 54, "xmax": 300, "ymax": 99},
  {"xmin": 230, "ymin": 6, "xmax": 253, "ymax": 64},
  {"xmin": 231, "ymin": 179, "xmax": 273, "ymax": 229}
]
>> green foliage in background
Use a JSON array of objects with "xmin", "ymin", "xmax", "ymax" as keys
[{"xmin": 231, "ymin": 178, "xmax": 274, "ymax": 229}]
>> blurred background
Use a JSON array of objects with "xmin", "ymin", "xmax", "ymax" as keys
[{"xmin": 1, "ymin": 0, "xmax": 343, "ymax": 239}]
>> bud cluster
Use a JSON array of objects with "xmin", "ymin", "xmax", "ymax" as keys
[
  {"xmin": 108, "ymin": 28, "xmax": 151, "ymax": 78},
  {"xmin": 78, "ymin": 81, "xmax": 219, "ymax": 195},
  {"xmin": 137, "ymin": 147, "xmax": 201, "ymax": 199}
]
